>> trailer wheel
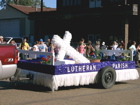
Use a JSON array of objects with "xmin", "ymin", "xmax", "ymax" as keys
[{"xmin": 97, "ymin": 66, "xmax": 116, "ymax": 89}]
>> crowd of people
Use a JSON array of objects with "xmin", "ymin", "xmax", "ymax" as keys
[
  {"xmin": 76, "ymin": 38, "xmax": 124, "ymax": 56},
  {"xmin": 0, "ymin": 35, "xmax": 140, "ymax": 66},
  {"xmin": 17, "ymin": 38, "xmax": 55, "ymax": 60},
  {"xmin": 75, "ymin": 38, "xmax": 140, "ymax": 66}
]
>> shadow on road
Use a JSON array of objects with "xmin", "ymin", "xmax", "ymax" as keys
[
  {"xmin": 0, "ymin": 80, "xmax": 52, "ymax": 93},
  {"xmin": 0, "ymin": 80, "xmax": 128, "ymax": 92}
]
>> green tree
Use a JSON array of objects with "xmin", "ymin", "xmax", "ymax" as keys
[{"xmin": 0, "ymin": 0, "xmax": 46, "ymax": 8}]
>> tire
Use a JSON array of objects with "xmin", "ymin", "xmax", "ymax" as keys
[{"xmin": 97, "ymin": 66, "xmax": 116, "ymax": 89}]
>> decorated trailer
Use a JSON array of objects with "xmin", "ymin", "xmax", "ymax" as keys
[{"xmin": 12, "ymin": 31, "xmax": 139, "ymax": 91}]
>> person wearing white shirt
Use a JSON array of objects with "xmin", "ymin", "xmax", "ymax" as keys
[
  {"xmin": 129, "ymin": 41, "xmax": 137, "ymax": 63},
  {"xmin": 38, "ymin": 39, "xmax": 48, "ymax": 52},
  {"xmin": 38, "ymin": 39, "xmax": 48, "ymax": 58},
  {"xmin": 111, "ymin": 41, "xmax": 118, "ymax": 50},
  {"xmin": 33, "ymin": 41, "xmax": 40, "ymax": 51},
  {"xmin": 129, "ymin": 41, "xmax": 136, "ymax": 51}
]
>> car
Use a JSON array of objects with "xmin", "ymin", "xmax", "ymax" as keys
[
  {"xmin": 0, "ymin": 44, "xmax": 18, "ymax": 80},
  {"xmin": 4, "ymin": 37, "xmax": 23, "ymax": 46}
]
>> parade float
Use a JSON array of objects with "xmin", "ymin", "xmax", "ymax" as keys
[{"xmin": 13, "ymin": 31, "xmax": 139, "ymax": 91}]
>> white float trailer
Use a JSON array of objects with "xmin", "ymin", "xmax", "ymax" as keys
[{"xmin": 11, "ymin": 50, "xmax": 139, "ymax": 92}]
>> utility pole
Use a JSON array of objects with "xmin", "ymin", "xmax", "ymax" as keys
[
  {"xmin": 41, "ymin": 0, "xmax": 43, "ymax": 12},
  {"xmin": 125, "ymin": 18, "xmax": 129, "ymax": 50},
  {"xmin": 125, "ymin": 0, "xmax": 127, "ymax": 5}
]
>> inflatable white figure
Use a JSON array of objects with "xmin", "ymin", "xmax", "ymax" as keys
[
  {"xmin": 51, "ymin": 31, "xmax": 90, "ymax": 63},
  {"xmin": 63, "ymin": 31, "xmax": 72, "ymax": 45},
  {"xmin": 55, "ymin": 31, "xmax": 72, "ymax": 60}
]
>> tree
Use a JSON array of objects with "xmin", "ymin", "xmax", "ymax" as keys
[
  {"xmin": 0, "ymin": 0, "xmax": 46, "ymax": 9},
  {"xmin": 0, "ymin": 0, "xmax": 9, "ymax": 8}
]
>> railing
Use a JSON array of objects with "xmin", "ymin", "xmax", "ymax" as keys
[
  {"xmin": 18, "ymin": 50, "xmax": 55, "ymax": 65},
  {"xmin": 100, "ymin": 50, "xmax": 134, "ymax": 61},
  {"xmin": 18, "ymin": 49, "xmax": 134, "ymax": 66}
]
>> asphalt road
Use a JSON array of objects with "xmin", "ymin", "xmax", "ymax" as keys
[{"xmin": 0, "ymin": 68, "xmax": 140, "ymax": 105}]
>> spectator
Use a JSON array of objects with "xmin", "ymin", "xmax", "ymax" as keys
[
  {"xmin": 119, "ymin": 40, "xmax": 125, "ymax": 49},
  {"xmin": 101, "ymin": 42, "xmax": 107, "ymax": 50},
  {"xmin": 129, "ymin": 41, "xmax": 137, "ymax": 63},
  {"xmin": 38, "ymin": 39, "xmax": 48, "ymax": 58},
  {"xmin": 95, "ymin": 41, "xmax": 100, "ymax": 51},
  {"xmin": 38, "ymin": 39, "xmax": 48, "ymax": 52},
  {"xmin": 85, "ymin": 41, "xmax": 95, "ymax": 57},
  {"xmin": 80, "ymin": 38, "xmax": 86, "ymax": 47},
  {"xmin": 116, "ymin": 44, "xmax": 123, "ymax": 50},
  {"xmin": 136, "ymin": 44, "xmax": 140, "ymax": 65},
  {"xmin": 29, "ymin": 47, "xmax": 37, "ymax": 59},
  {"xmin": 28, "ymin": 41, "xmax": 40, "ymax": 59},
  {"xmin": 18, "ymin": 38, "xmax": 30, "ymax": 60},
  {"xmin": 77, "ymin": 41, "xmax": 86, "ymax": 56},
  {"xmin": 76, "ymin": 38, "xmax": 86, "ymax": 49},
  {"xmin": 46, "ymin": 38, "xmax": 51, "ymax": 47},
  {"xmin": 0, "ymin": 36, "xmax": 4, "ymax": 44},
  {"xmin": 32, "ymin": 41, "xmax": 40, "ymax": 51},
  {"xmin": 111, "ymin": 41, "xmax": 118, "ymax": 50},
  {"xmin": 10, "ymin": 40, "xmax": 17, "ymax": 48},
  {"xmin": 48, "ymin": 43, "xmax": 55, "ymax": 53},
  {"xmin": 19, "ymin": 38, "xmax": 30, "ymax": 50},
  {"xmin": 19, "ymin": 42, "xmax": 28, "ymax": 60},
  {"xmin": 54, "ymin": 45, "xmax": 59, "ymax": 56},
  {"xmin": 129, "ymin": 41, "xmax": 136, "ymax": 51}
]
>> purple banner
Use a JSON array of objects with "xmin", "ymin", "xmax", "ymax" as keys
[
  {"xmin": 18, "ymin": 60, "xmax": 136, "ymax": 75},
  {"xmin": 55, "ymin": 61, "xmax": 136, "ymax": 75}
]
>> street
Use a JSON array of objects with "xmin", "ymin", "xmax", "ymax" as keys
[{"xmin": 0, "ymin": 68, "xmax": 140, "ymax": 105}]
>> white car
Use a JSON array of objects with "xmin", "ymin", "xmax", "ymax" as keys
[{"xmin": 4, "ymin": 37, "xmax": 23, "ymax": 46}]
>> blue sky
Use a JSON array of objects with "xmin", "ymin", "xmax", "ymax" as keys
[{"xmin": 44, "ymin": 0, "xmax": 56, "ymax": 8}]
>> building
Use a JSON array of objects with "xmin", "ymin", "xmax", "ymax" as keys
[
  {"xmin": 0, "ymin": 4, "xmax": 56, "ymax": 44},
  {"xmin": 29, "ymin": 0, "xmax": 140, "ymax": 48}
]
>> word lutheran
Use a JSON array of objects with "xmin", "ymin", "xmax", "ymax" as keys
[{"xmin": 65, "ymin": 64, "xmax": 97, "ymax": 73}]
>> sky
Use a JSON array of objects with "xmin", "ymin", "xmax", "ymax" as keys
[{"xmin": 44, "ymin": 0, "xmax": 56, "ymax": 8}]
